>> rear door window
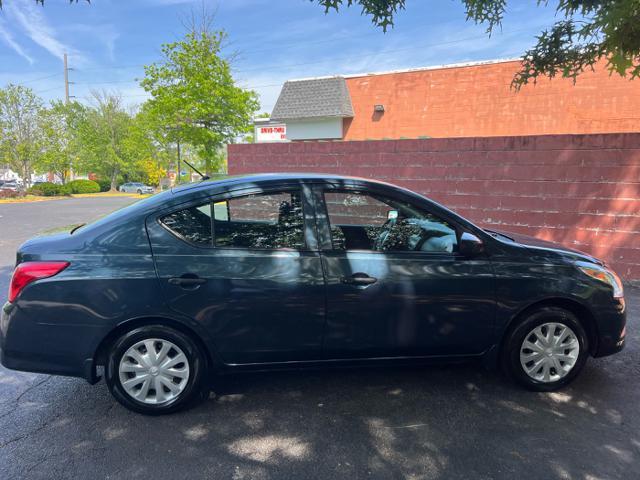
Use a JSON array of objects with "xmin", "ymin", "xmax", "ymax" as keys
[
  {"xmin": 161, "ymin": 203, "xmax": 213, "ymax": 246},
  {"xmin": 213, "ymin": 190, "xmax": 305, "ymax": 249},
  {"xmin": 160, "ymin": 189, "xmax": 305, "ymax": 250}
]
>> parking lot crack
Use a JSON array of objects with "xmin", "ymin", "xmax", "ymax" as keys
[{"xmin": 0, "ymin": 375, "xmax": 52, "ymax": 419}]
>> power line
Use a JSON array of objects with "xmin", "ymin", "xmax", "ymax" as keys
[
  {"xmin": 34, "ymin": 86, "xmax": 61, "ymax": 94},
  {"xmin": 74, "ymin": 79, "xmax": 139, "ymax": 85},
  {"xmin": 20, "ymin": 72, "xmax": 62, "ymax": 85}
]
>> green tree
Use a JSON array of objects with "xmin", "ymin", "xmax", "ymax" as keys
[
  {"xmin": 0, "ymin": 84, "xmax": 44, "ymax": 188},
  {"xmin": 77, "ymin": 92, "xmax": 135, "ymax": 191},
  {"xmin": 313, "ymin": 0, "xmax": 640, "ymax": 86},
  {"xmin": 120, "ymin": 109, "xmax": 171, "ymax": 186},
  {"xmin": 140, "ymin": 24, "xmax": 259, "ymax": 175},
  {"xmin": 36, "ymin": 100, "xmax": 86, "ymax": 184}
]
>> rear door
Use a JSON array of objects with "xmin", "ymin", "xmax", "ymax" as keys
[
  {"xmin": 146, "ymin": 184, "xmax": 326, "ymax": 365},
  {"xmin": 315, "ymin": 184, "xmax": 496, "ymax": 359}
]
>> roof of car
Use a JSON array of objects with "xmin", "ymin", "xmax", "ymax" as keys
[{"xmin": 171, "ymin": 173, "xmax": 395, "ymax": 196}]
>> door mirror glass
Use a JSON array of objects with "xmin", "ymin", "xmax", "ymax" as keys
[
  {"xmin": 459, "ymin": 232, "xmax": 484, "ymax": 257},
  {"xmin": 387, "ymin": 209, "xmax": 398, "ymax": 220}
]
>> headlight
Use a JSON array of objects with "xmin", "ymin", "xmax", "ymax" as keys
[{"xmin": 577, "ymin": 262, "xmax": 624, "ymax": 298}]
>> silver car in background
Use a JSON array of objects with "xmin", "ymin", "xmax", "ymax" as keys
[
  {"xmin": 118, "ymin": 182, "xmax": 154, "ymax": 194},
  {"xmin": 0, "ymin": 180, "xmax": 20, "ymax": 191}
]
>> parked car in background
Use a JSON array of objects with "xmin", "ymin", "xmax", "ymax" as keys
[
  {"xmin": 1, "ymin": 174, "xmax": 626, "ymax": 414},
  {"xmin": 0, "ymin": 180, "xmax": 19, "ymax": 191},
  {"xmin": 119, "ymin": 182, "xmax": 154, "ymax": 194}
]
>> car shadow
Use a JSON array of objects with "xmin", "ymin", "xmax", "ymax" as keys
[{"xmin": 0, "ymin": 347, "xmax": 637, "ymax": 480}]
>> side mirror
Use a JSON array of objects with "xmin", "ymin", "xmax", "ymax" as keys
[{"xmin": 459, "ymin": 232, "xmax": 484, "ymax": 257}]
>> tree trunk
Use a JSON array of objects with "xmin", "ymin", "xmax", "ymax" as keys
[
  {"xmin": 204, "ymin": 144, "xmax": 214, "ymax": 177},
  {"xmin": 110, "ymin": 169, "xmax": 118, "ymax": 192},
  {"xmin": 21, "ymin": 163, "xmax": 31, "ymax": 189}
]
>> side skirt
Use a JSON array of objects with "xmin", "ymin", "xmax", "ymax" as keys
[{"xmin": 217, "ymin": 349, "xmax": 497, "ymax": 374}]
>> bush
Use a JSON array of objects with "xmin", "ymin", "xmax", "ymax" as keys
[
  {"xmin": 0, "ymin": 190, "xmax": 25, "ymax": 199},
  {"xmin": 96, "ymin": 179, "xmax": 112, "ymax": 192},
  {"xmin": 27, "ymin": 182, "xmax": 62, "ymax": 196},
  {"xmin": 63, "ymin": 179, "xmax": 101, "ymax": 194}
]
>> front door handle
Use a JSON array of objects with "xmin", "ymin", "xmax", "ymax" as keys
[
  {"xmin": 168, "ymin": 275, "xmax": 207, "ymax": 288},
  {"xmin": 342, "ymin": 273, "xmax": 378, "ymax": 286}
]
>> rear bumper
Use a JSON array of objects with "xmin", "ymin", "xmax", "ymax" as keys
[{"xmin": 1, "ymin": 302, "xmax": 100, "ymax": 382}]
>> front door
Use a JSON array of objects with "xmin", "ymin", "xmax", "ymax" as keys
[
  {"xmin": 147, "ymin": 185, "xmax": 326, "ymax": 365},
  {"xmin": 316, "ymin": 186, "xmax": 496, "ymax": 359}
]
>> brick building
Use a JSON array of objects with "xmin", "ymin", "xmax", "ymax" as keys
[{"xmin": 263, "ymin": 58, "xmax": 640, "ymax": 142}]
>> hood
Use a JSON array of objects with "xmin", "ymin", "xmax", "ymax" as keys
[{"xmin": 489, "ymin": 229, "xmax": 604, "ymax": 266}]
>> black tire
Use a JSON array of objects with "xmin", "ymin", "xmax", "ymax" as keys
[
  {"xmin": 105, "ymin": 325, "xmax": 208, "ymax": 415},
  {"xmin": 137, "ymin": 189, "xmax": 142, "ymax": 195},
  {"xmin": 502, "ymin": 307, "xmax": 589, "ymax": 391}
]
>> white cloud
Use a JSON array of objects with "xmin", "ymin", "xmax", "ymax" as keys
[
  {"xmin": 0, "ymin": 17, "xmax": 33, "ymax": 64},
  {"xmin": 67, "ymin": 23, "xmax": 120, "ymax": 62},
  {"xmin": 6, "ymin": 0, "xmax": 87, "ymax": 65}
]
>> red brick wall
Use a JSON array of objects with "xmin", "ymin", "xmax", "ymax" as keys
[
  {"xmin": 342, "ymin": 60, "xmax": 640, "ymax": 140},
  {"xmin": 228, "ymin": 133, "xmax": 640, "ymax": 280}
]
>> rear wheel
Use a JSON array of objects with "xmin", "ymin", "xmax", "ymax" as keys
[
  {"xmin": 502, "ymin": 307, "xmax": 589, "ymax": 391},
  {"xmin": 137, "ymin": 189, "xmax": 143, "ymax": 195},
  {"xmin": 105, "ymin": 325, "xmax": 208, "ymax": 414}
]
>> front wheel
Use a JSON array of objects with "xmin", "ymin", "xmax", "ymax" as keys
[
  {"xmin": 105, "ymin": 325, "xmax": 208, "ymax": 414},
  {"xmin": 502, "ymin": 307, "xmax": 589, "ymax": 391}
]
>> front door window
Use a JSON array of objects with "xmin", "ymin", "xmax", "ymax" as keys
[{"xmin": 324, "ymin": 191, "xmax": 458, "ymax": 253}]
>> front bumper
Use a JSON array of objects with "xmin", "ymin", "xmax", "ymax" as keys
[{"xmin": 592, "ymin": 297, "xmax": 627, "ymax": 358}]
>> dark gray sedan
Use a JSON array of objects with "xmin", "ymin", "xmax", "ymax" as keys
[{"xmin": 0, "ymin": 174, "xmax": 626, "ymax": 414}]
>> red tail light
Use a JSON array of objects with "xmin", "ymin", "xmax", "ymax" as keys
[{"xmin": 8, "ymin": 261, "xmax": 70, "ymax": 303}]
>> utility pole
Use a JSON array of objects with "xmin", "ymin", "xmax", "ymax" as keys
[
  {"xmin": 63, "ymin": 53, "xmax": 75, "ymax": 180},
  {"xmin": 64, "ymin": 53, "xmax": 70, "ymax": 104},
  {"xmin": 176, "ymin": 139, "xmax": 182, "ymax": 184}
]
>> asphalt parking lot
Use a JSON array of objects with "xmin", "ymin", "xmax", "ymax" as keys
[{"xmin": 0, "ymin": 197, "xmax": 638, "ymax": 480}]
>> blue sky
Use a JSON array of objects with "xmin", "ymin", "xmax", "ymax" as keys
[{"xmin": 0, "ymin": 0, "xmax": 560, "ymax": 112}]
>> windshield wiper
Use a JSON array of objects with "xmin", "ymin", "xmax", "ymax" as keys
[
  {"xmin": 70, "ymin": 223, "xmax": 85, "ymax": 234},
  {"xmin": 484, "ymin": 229, "xmax": 514, "ymax": 241}
]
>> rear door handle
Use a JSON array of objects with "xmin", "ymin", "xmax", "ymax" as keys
[
  {"xmin": 342, "ymin": 273, "xmax": 378, "ymax": 286},
  {"xmin": 168, "ymin": 275, "xmax": 207, "ymax": 288}
]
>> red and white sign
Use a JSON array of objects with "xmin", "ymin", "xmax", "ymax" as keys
[{"xmin": 256, "ymin": 124, "xmax": 287, "ymax": 142}]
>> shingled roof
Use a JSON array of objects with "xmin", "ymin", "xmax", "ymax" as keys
[{"xmin": 271, "ymin": 76, "xmax": 354, "ymax": 120}]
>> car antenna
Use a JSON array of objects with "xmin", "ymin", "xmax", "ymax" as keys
[{"xmin": 181, "ymin": 159, "xmax": 210, "ymax": 181}]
